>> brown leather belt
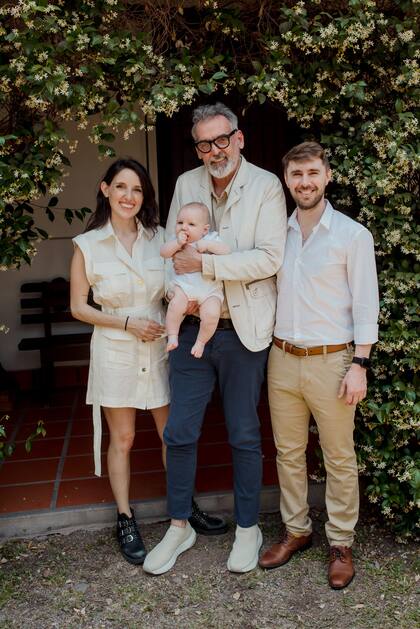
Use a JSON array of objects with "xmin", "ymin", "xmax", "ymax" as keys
[
  {"xmin": 183, "ymin": 314, "xmax": 234, "ymax": 330},
  {"xmin": 273, "ymin": 337, "xmax": 350, "ymax": 356}
]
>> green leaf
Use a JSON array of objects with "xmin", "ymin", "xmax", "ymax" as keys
[
  {"xmin": 101, "ymin": 133, "xmax": 115, "ymax": 143},
  {"xmin": 45, "ymin": 208, "xmax": 55, "ymax": 222},
  {"xmin": 212, "ymin": 71, "xmax": 228, "ymax": 80}
]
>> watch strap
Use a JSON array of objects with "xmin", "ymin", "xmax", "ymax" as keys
[{"xmin": 352, "ymin": 356, "xmax": 370, "ymax": 369}]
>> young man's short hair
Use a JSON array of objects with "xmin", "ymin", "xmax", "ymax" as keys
[{"xmin": 282, "ymin": 141, "xmax": 330, "ymax": 172}]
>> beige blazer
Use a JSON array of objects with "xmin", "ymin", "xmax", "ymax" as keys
[{"xmin": 166, "ymin": 157, "xmax": 287, "ymax": 351}]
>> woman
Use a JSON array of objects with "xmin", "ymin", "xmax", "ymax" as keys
[
  {"xmin": 71, "ymin": 158, "xmax": 227, "ymax": 565},
  {"xmin": 70, "ymin": 159, "xmax": 169, "ymax": 565}
]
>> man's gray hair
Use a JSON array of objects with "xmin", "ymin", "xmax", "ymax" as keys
[{"xmin": 191, "ymin": 102, "xmax": 238, "ymax": 140}]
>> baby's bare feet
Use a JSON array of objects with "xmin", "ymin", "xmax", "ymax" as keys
[
  {"xmin": 166, "ymin": 335, "xmax": 178, "ymax": 352},
  {"xmin": 191, "ymin": 339, "xmax": 205, "ymax": 358}
]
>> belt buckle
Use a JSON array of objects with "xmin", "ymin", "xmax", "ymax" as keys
[{"xmin": 304, "ymin": 346, "xmax": 309, "ymax": 357}]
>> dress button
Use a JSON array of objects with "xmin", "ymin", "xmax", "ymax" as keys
[{"xmin": 141, "ymin": 367, "xmax": 146, "ymax": 372}]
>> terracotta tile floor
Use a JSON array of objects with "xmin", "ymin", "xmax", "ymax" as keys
[{"xmin": 0, "ymin": 385, "xmax": 280, "ymax": 518}]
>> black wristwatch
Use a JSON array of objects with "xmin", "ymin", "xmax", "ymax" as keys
[{"xmin": 352, "ymin": 356, "xmax": 371, "ymax": 369}]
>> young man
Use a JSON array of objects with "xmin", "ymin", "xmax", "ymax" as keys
[
  {"xmin": 143, "ymin": 102, "xmax": 287, "ymax": 575},
  {"xmin": 259, "ymin": 142, "xmax": 379, "ymax": 589}
]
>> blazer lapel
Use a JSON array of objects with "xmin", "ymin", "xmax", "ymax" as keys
[
  {"xmin": 223, "ymin": 157, "xmax": 249, "ymax": 237},
  {"xmin": 199, "ymin": 168, "xmax": 213, "ymax": 222}
]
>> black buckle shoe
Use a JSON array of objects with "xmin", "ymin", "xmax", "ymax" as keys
[
  {"xmin": 117, "ymin": 508, "xmax": 147, "ymax": 565},
  {"xmin": 188, "ymin": 499, "xmax": 228, "ymax": 536}
]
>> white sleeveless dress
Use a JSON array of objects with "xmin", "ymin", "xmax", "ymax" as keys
[{"xmin": 73, "ymin": 220, "xmax": 169, "ymax": 476}]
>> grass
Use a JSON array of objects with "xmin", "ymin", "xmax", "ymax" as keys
[{"xmin": 0, "ymin": 512, "xmax": 418, "ymax": 628}]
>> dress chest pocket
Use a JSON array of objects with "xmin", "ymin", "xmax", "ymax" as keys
[
  {"xmin": 143, "ymin": 256, "xmax": 165, "ymax": 299},
  {"xmin": 93, "ymin": 262, "xmax": 132, "ymax": 307}
]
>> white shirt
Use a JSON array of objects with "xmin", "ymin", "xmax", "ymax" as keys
[{"xmin": 274, "ymin": 201, "xmax": 379, "ymax": 346}]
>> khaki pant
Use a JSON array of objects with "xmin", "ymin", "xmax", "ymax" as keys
[{"xmin": 267, "ymin": 344, "xmax": 358, "ymax": 547}]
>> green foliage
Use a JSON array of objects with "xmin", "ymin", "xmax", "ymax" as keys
[
  {"xmin": 0, "ymin": 0, "xmax": 418, "ymax": 538},
  {"xmin": 0, "ymin": 415, "xmax": 45, "ymax": 462}
]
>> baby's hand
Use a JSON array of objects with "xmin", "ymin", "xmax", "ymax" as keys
[
  {"xmin": 177, "ymin": 232, "xmax": 188, "ymax": 246},
  {"xmin": 196, "ymin": 239, "xmax": 208, "ymax": 253}
]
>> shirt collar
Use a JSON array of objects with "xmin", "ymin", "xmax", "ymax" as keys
[
  {"xmin": 288, "ymin": 200, "xmax": 334, "ymax": 232},
  {"xmin": 319, "ymin": 200, "xmax": 334, "ymax": 229},
  {"xmin": 95, "ymin": 219, "xmax": 154, "ymax": 241}
]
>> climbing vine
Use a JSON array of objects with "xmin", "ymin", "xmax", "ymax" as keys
[{"xmin": 0, "ymin": 0, "xmax": 418, "ymax": 538}]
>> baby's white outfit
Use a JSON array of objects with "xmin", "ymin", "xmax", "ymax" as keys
[{"xmin": 170, "ymin": 231, "xmax": 224, "ymax": 304}]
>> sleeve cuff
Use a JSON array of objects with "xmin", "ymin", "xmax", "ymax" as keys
[
  {"xmin": 202, "ymin": 253, "xmax": 215, "ymax": 279},
  {"xmin": 354, "ymin": 324, "xmax": 378, "ymax": 345}
]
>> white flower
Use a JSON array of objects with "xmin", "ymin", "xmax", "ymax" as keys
[{"xmin": 398, "ymin": 30, "xmax": 415, "ymax": 43}]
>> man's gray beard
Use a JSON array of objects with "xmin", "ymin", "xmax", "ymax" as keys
[{"xmin": 207, "ymin": 156, "xmax": 236, "ymax": 179}]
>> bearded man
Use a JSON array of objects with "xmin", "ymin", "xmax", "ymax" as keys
[
  {"xmin": 259, "ymin": 142, "xmax": 379, "ymax": 589},
  {"xmin": 144, "ymin": 102, "xmax": 287, "ymax": 575}
]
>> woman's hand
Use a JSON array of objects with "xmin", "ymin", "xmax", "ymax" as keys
[{"xmin": 127, "ymin": 317, "xmax": 165, "ymax": 341}]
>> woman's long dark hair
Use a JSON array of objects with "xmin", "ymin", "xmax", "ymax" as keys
[{"xmin": 85, "ymin": 158, "xmax": 159, "ymax": 233}]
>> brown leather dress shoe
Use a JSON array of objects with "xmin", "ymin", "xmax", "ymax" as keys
[
  {"xmin": 259, "ymin": 530, "xmax": 312, "ymax": 569},
  {"xmin": 328, "ymin": 546, "xmax": 355, "ymax": 589}
]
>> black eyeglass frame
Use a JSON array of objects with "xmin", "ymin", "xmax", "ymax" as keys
[{"xmin": 194, "ymin": 129, "xmax": 238, "ymax": 153}]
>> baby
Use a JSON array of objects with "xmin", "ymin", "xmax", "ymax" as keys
[{"xmin": 160, "ymin": 202, "xmax": 230, "ymax": 358}]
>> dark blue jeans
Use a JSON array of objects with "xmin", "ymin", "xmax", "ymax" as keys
[{"xmin": 164, "ymin": 322, "xmax": 269, "ymax": 527}]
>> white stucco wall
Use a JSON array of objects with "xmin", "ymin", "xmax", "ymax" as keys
[{"xmin": 0, "ymin": 122, "xmax": 158, "ymax": 371}]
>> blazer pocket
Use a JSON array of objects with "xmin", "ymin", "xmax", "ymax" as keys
[
  {"xmin": 246, "ymin": 276, "xmax": 276, "ymax": 298},
  {"xmin": 246, "ymin": 277, "xmax": 276, "ymax": 338}
]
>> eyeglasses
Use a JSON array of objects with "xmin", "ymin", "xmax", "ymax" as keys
[{"xmin": 194, "ymin": 129, "xmax": 238, "ymax": 154}]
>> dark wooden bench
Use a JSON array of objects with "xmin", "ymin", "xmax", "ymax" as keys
[{"xmin": 18, "ymin": 278, "xmax": 93, "ymax": 393}]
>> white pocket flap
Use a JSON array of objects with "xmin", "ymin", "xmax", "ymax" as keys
[
  {"xmin": 246, "ymin": 276, "xmax": 276, "ymax": 298},
  {"xmin": 93, "ymin": 262, "xmax": 128, "ymax": 277},
  {"xmin": 100, "ymin": 327, "xmax": 133, "ymax": 341},
  {"xmin": 144, "ymin": 256, "xmax": 164, "ymax": 271}
]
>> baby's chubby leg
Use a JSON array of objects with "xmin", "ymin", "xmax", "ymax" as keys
[
  {"xmin": 191, "ymin": 296, "xmax": 222, "ymax": 358},
  {"xmin": 165, "ymin": 286, "xmax": 189, "ymax": 352}
]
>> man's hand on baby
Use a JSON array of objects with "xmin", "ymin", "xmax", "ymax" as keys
[
  {"xmin": 195, "ymin": 239, "xmax": 208, "ymax": 253},
  {"xmin": 184, "ymin": 300, "xmax": 199, "ymax": 315},
  {"xmin": 166, "ymin": 290, "xmax": 198, "ymax": 315},
  {"xmin": 173, "ymin": 245, "xmax": 202, "ymax": 274}
]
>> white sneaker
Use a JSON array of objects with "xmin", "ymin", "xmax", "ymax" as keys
[
  {"xmin": 227, "ymin": 524, "xmax": 263, "ymax": 573},
  {"xmin": 143, "ymin": 522, "xmax": 196, "ymax": 575}
]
